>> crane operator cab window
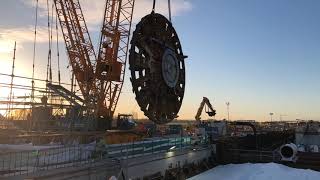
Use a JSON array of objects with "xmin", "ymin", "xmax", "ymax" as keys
[{"xmin": 98, "ymin": 33, "xmax": 122, "ymax": 82}]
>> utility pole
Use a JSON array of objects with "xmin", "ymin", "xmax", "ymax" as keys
[{"xmin": 226, "ymin": 102, "xmax": 230, "ymax": 121}]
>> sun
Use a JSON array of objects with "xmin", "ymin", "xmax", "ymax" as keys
[{"xmin": 0, "ymin": 39, "xmax": 15, "ymax": 54}]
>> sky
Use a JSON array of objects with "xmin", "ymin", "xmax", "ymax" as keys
[{"xmin": 0, "ymin": 0, "xmax": 319, "ymax": 121}]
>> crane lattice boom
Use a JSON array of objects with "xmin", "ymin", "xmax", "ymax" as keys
[
  {"xmin": 54, "ymin": 0, "xmax": 96, "ymax": 100},
  {"xmin": 54, "ymin": 0, "xmax": 135, "ymax": 122}
]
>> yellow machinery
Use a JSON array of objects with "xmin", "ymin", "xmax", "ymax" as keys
[
  {"xmin": 104, "ymin": 114, "xmax": 149, "ymax": 144},
  {"xmin": 195, "ymin": 97, "xmax": 216, "ymax": 123}
]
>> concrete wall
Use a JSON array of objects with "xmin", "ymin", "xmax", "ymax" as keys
[{"xmin": 124, "ymin": 148, "xmax": 212, "ymax": 179}]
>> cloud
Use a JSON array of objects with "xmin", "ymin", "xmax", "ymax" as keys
[
  {"xmin": 81, "ymin": 0, "xmax": 192, "ymax": 27},
  {"xmin": 0, "ymin": 26, "xmax": 50, "ymax": 45},
  {"xmin": 22, "ymin": 0, "xmax": 192, "ymax": 28},
  {"xmin": 133, "ymin": 0, "xmax": 192, "ymax": 22},
  {"xmin": 21, "ymin": 0, "xmax": 51, "ymax": 18},
  {"xmin": 0, "ymin": 0, "xmax": 192, "ymax": 53},
  {"xmin": 0, "ymin": 39, "xmax": 14, "ymax": 53}
]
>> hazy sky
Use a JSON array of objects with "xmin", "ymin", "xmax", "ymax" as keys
[{"xmin": 0, "ymin": 0, "xmax": 319, "ymax": 121}]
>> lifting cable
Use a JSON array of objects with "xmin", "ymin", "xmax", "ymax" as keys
[
  {"xmin": 152, "ymin": 0, "xmax": 156, "ymax": 13},
  {"xmin": 168, "ymin": 0, "xmax": 172, "ymax": 22},
  {"xmin": 55, "ymin": 6, "xmax": 61, "ymax": 86},
  {"xmin": 46, "ymin": 0, "xmax": 52, "ymax": 85},
  {"xmin": 50, "ymin": 3, "xmax": 54, "ymax": 83},
  {"xmin": 48, "ymin": 2, "xmax": 54, "ymax": 104},
  {"xmin": 31, "ymin": 0, "xmax": 39, "ymax": 102},
  {"xmin": 151, "ymin": 0, "xmax": 172, "ymax": 22}
]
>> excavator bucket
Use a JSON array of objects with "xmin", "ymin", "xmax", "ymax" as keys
[{"xmin": 207, "ymin": 111, "xmax": 216, "ymax": 117}]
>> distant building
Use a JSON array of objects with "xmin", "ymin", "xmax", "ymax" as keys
[{"xmin": 295, "ymin": 121, "xmax": 320, "ymax": 152}]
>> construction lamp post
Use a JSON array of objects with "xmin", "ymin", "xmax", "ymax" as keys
[
  {"xmin": 226, "ymin": 102, "xmax": 230, "ymax": 121},
  {"xmin": 269, "ymin": 113, "xmax": 274, "ymax": 122}
]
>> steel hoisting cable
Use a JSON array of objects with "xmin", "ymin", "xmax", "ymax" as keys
[
  {"xmin": 168, "ymin": 0, "xmax": 172, "ymax": 22},
  {"xmin": 152, "ymin": 0, "xmax": 156, "ymax": 13},
  {"xmin": 50, "ymin": 3, "xmax": 54, "ymax": 83},
  {"xmin": 152, "ymin": 0, "xmax": 172, "ymax": 21},
  {"xmin": 46, "ymin": 0, "xmax": 52, "ymax": 85},
  {"xmin": 55, "ymin": 6, "xmax": 61, "ymax": 85},
  {"xmin": 31, "ymin": 0, "xmax": 39, "ymax": 102}
]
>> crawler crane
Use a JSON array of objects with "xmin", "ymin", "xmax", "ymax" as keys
[{"xmin": 54, "ymin": 0, "xmax": 134, "ymax": 128}]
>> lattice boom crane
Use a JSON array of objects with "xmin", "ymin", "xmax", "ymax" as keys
[{"xmin": 54, "ymin": 0, "xmax": 135, "ymax": 124}]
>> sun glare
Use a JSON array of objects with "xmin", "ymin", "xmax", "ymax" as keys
[{"xmin": 0, "ymin": 40, "xmax": 14, "ymax": 53}]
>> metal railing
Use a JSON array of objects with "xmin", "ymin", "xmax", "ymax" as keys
[
  {"xmin": 0, "ymin": 135, "xmax": 209, "ymax": 177},
  {"xmin": 227, "ymin": 148, "xmax": 280, "ymax": 163},
  {"xmin": 0, "ymin": 144, "xmax": 97, "ymax": 177}
]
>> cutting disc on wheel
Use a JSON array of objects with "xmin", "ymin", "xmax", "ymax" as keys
[{"xmin": 129, "ymin": 13, "xmax": 186, "ymax": 124}]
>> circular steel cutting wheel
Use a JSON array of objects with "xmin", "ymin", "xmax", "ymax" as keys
[{"xmin": 129, "ymin": 13, "xmax": 186, "ymax": 124}]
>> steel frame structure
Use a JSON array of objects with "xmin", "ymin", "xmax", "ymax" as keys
[
  {"xmin": 96, "ymin": 0, "xmax": 135, "ymax": 118},
  {"xmin": 54, "ymin": 0, "xmax": 135, "ymax": 120},
  {"xmin": 54, "ymin": 0, "xmax": 95, "ymax": 101}
]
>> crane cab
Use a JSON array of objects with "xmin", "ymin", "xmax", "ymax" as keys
[{"xmin": 97, "ymin": 61, "xmax": 122, "ymax": 82}]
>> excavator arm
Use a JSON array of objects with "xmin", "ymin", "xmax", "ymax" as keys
[{"xmin": 195, "ymin": 97, "xmax": 216, "ymax": 122}]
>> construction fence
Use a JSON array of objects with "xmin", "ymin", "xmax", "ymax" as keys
[{"xmin": 0, "ymin": 135, "xmax": 209, "ymax": 177}]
